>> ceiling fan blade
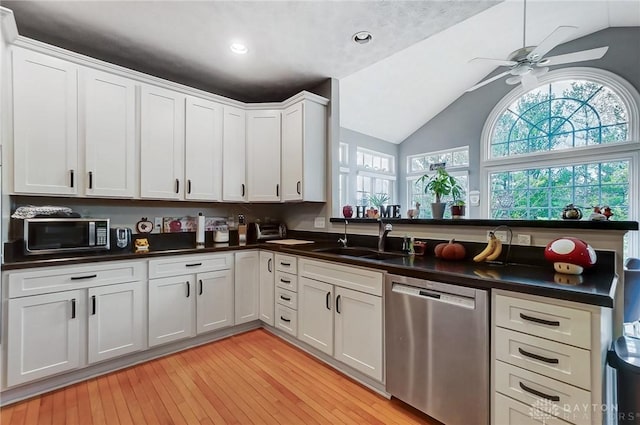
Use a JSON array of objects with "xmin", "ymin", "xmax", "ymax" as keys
[
  {"xmin": 468, "ymin": 57, "xmax": 518, "ymax": 67},
  {"xmin": 466, "ymin": 70, "xmax": 513, "ymax": 92},
  {"xmin": 540, "ymin": 46, "xmax": 609, "ymax": 66},
  {"xmin": 527, "ymin": 26, "xmax": 578, "ymax": 62}
]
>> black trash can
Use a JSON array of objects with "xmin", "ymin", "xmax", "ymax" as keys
[{"xmin": 608, "ymin": 336, "xmax": 640, "ymax": 424}]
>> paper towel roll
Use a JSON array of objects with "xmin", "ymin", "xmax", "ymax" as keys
[{"xmin": 196, "ymin": 213, "xmax": 205, "ymax": 247}]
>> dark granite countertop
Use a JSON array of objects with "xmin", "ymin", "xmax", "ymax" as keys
[{"xmin": 2, "ymin": 234, "xmax": 617, "ymax": 308}]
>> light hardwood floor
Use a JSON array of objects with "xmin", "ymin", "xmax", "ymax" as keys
[{"xmin": 1, "ymin": 329, "xmax": 437, "ymax": 424}]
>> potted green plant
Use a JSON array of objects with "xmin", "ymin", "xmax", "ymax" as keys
[
  {"xmin": 366, "ymin": 193, "xmax": 390, "ymax": 218},
  {"xmin": 451, "ymin": 199, "xmax": 466, "ymax": 219},
  {"xmin": 417, "ymin": 167, "xmax": 462, "ymax": 219}
]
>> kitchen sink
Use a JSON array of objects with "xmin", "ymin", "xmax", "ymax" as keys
[{"xmin": 313, "ymin": 246, "xmax": 407, "ymax": 260}]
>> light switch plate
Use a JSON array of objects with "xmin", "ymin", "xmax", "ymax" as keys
[{"xmin": 314, "ymin": 217, "xmax": 326, "ymax": 228}]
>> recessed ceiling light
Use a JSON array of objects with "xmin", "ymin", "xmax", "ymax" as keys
[
  {"xmin": 230, "ymin": 42, "xmax": 248, "ymax": 54},
  {"xmin": 353, "ymin": 31, "xmax": 372, "ymax": 44}
]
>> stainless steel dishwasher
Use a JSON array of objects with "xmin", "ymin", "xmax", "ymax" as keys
[{"xmin": 385, "ymin": 274, "xmax": 489, "ymax": 425}]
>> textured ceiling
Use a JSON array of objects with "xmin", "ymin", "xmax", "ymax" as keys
[{"xmin": 3, "ymin": 0, "xmax": 498, "ymax": 102}]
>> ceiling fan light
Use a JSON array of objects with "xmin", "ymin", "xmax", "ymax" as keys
[
  {"xmin": 532, "ymin": 67, "xmax": 549, "ymax": 76},
  {"xmin": 505, "ymin": 75, "xmax": 521, "ymax": 85}
]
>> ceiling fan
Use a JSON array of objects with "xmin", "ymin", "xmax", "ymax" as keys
[{"xmin": 466, "ymin": 0, "xmax": 609, "ymax": 92}]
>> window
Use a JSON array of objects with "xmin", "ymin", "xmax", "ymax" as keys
[
  {"xmin": 482, "ymin": 68, "xmax": 639, "ymax": 255},
  {"xmin": 407, "ymin": 147, "xmax": 469, "ymax": 218},
  {"xmin": 356, "ymin": 147, "xmax": 395, "ymax": 206},
  {"xmin": 338, "ymin": 143, "xmax": 349, "ymax": 209}
]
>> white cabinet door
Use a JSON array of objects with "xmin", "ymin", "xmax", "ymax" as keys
[
  {"xmin": 222, "ymin": 105, "xmax": 247, "ymax": 202},
  {"xmin": 246, "ymin": 110, "xmax": 281, "ymax": 202},
  {"xmin": 196, "ymin": 270, "xmax": 234, "ymax": 333},
  {"xmin": 7, "ymin": 290, "xmax": 82, "ymax": 387},
  {"xmin": 259, "ymin": 251, "xmax": 274, "ymax": 326},
  {"xmin": 334, "ymin": 286, "xmax": 383, "ymax": 381},
  {"xmin": 185, "ymin": 96, "xmax": 223, "ymax": 201},
  {"xmin": 87, "ymin": 281, "xmax": 144, "ymax": 364},
  {"xmin": 140, "ymin": 85, "xmax": 185, "ymax": 199},
  {"xmin": 281, "ymin": 102, "xmax": 304, "ymax": 201},
  {"xmin": 281, "ymin": 98, "xmax": 326, "ymax": 202},
  {"xmin": 148, "ymin": 275, "xmax": 195, "ymax": 347},
  {"xmin": 298, "ymin": 277, "xmax": 333, "ymax": 355},
  {"xmin": 13, "ymin": 48, "xmax": 78, "ymax": 195},
  {"xmin": 81, "ymin": 68, "xmax": 136, "ymax": 198},
  {"xmin": 234, "ymin": 251, "xmax": 259, "ymax": 324}
]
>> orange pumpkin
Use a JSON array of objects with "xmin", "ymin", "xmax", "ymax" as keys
[{"xmin": 434, "ymin": 239, "xmax": 466, "ymax": 260}]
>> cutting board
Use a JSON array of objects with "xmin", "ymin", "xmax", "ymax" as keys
[{"xmin": 266, "ymin": 239, "xmax": 315, "ymax": 245}]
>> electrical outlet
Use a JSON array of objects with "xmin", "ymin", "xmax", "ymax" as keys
[
  {"xmin": 517, "ymin": 234, "xmax": 531, "ymax": 246},
  {"xmin": 314, "ymin": 217, "xmax": 326, "ymax": 228},
  {"xmin": 154, "ymin": 217, "xmax": 163, "ymax": 233},
  {"xmin": 487, "ymin": 230, "xmax": 507, "ymax": 242}
]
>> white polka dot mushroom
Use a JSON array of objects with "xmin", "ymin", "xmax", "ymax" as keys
[{"xmin": 544, "ymin": 237, "xmax": 597, "ymax": 275}]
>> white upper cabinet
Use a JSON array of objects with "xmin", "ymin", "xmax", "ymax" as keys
[
  {"xmin": 81, "ymin": 68, "xmax": 136, "ymax": 198},
  {"xmin": 247, "ymin": 109, "xmax": 281, "ymax": 202},
  {"xmin": 185, "ymin": 96, "xmax": 223, "ymax": 201},
  {"xmin": 140, "ymin": 84, "xmax": 185, "ymax": 200},
  {"xmin": 222, "ymin": 105, "xmax": 247, "ymax": 202},
  {"xmin": 281, "ymin": 98, "xmax": 327, "ymax": 202},
  {"xmin": 13, "ymin": 48, "xmax": 78, "ymax": 195}
]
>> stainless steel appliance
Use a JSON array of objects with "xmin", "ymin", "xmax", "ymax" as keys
[
  {"xmin": 110, "ymin": 227, "xmax": 132, "ymax": 251},
  {"xmin": 248, "ymin": 222, "xmax": 287, "ymax": 241},
  {"xmin": 22, "ymin": 218, "xmax": 110, "ymax": 255},
  {"xmin": 385, "ymin": 274, "xmax": 489, "ymax": 425}
]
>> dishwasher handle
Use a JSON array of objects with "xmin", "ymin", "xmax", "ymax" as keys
[{"xmin": 391, "ymin": 282, "xmax": 476, "ymax": 309}]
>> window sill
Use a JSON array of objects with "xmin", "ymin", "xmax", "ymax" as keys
[{"xmin": 329, "ymin": 217, "xmax": 639, "ymax": 231}]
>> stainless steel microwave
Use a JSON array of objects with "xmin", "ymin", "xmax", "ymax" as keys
[{"xmin": 22, "ymin": 218, "xmax": 110, "ymax": 255}]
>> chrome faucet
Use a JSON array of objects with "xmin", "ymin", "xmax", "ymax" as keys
[
  {"xmin": 378, "ymin": 219, "xmax": 393, "ymax": 252},
  {"xmin": 338, "ymin": 220, "xmax": 348, "ymax": 247}
]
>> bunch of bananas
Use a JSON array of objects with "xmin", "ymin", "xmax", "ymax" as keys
[{"xmin": 473, "ymin": 232, "xmax": 503, "ymax": 262}]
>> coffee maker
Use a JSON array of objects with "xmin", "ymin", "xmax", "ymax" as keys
[{"xmin": 110, "ymin": 227, "xmax": 132, "ymax": 251}]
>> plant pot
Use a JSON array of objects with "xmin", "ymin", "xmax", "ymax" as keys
[
  {"xmin": 431, "ymin": 202, "xmax": 446, "ymax": 220},
  {"xmin": 451, "ymin": 205, "xmax": 466, "ymax": 219}
]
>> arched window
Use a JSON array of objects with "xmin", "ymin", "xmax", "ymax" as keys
[{"xmin": 481, "ymin": 68, "xmax": 639, "ymax": 254}]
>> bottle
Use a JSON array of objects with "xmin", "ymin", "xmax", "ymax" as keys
[{"xmin": 409, "ymin": 237, "xmax": 415, "ymax": 255}]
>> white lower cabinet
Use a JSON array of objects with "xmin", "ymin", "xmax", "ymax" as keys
[
  {"xmin": 334, "ymin": 286, "xmax": 382, "ymax": 380},
  {"xmin": 87, "ymin": 281, "xmax": 144, "ymax": 364},
  {"xmin": 235, "ymin": 251, "xmax": 259, "ymax": 325},
  {"xmin": 148, "ymin": 275, "xmax": 195, "ymax": 347},
  {"xmin": 298, "ymin": 277, "xmax": 333, "ymax": 355},
  {"xmin": 196, "ymin": 270, "xmax": 234, "ymax": 333},
  {"xmin": 297, "ymin": 258, "xmax": 384, "ymax": 382},
  {"xmin": 491, "ymin": 289, "xmax": 611, "ymax": 425},
  {"xmin": 148, "ymin": 254, "xmax": 234, "ymax": 347},
  {"xmin": 259, "ymin": 252, "xmax": 275, "ymax": 326},
  {"xmin": 4, "ymin": 260, "xmax": 147, "ymax": 388},
  {"xmin": 7, "ymin": 290, "xmax": 82, "ymax": 387}
]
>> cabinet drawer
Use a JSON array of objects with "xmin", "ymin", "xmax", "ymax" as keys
[
  {"xmin": 149, "ymin": 253, "xmax": 232, "ymax": 279},
  {"xmin": 275, "ymin": 305, "xmax": 297, "ymax": 336},
  {"xmin": 298, "ymin": 258, "xmax": 383, "ymax": 296},
  {"xmin": 494, "ymin": 392, "xmax": 572, "ymax": 425},
  {"xmin": 495, "ymin": 328, "xmax": 591, "ymax": 390},
  {"xmin": 275, "ymin": 271, "xmax": 298, "ymax": 291},
  {"xmin": 275, "ymin": 287, "xmax": 297, "ymax": 310},
  {"xmin": 7, "ymin": 260, "xmax": 145, "ymax": 298},
  {"xmin": 495, "ymin": 361, "xmax": 591, "ymax": 425},
  {"xmin": 495, "ymin": 294, "xmax": 591, "ymax": 349},
  {"xmin": 275, "ymin": 254, "xmax": 297, "ymax": 274}
]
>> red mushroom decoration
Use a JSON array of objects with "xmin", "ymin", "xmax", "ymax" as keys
[{"xmin": 544, "ymin": 237, "xmax": 597, "ymax": 275}]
